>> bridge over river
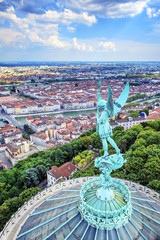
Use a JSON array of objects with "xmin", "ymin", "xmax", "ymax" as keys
[{"xmin": 0, "ymin": 112, "xmax": 24, "ymax": 129}]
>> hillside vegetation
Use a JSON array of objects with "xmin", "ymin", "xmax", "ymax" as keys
[{"xmin": 0, "ymin": 120, "xmax": 160, "ymax": 230}]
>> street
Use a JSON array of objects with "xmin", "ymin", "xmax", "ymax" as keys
[
  {"xmin": 0, "ymin": 110, "xmax": 24, "ymax": 129},
  {"xmin": 0, "ymin": 150, "xmax": 13, "ymax": 169}
]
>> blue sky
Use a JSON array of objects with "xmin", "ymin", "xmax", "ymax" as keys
[{"xmin": 0, "ymin": 0, "xmax": 160, "ymax": 61}]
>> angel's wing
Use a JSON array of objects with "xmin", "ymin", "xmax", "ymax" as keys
[
  {"xmin": 113, "ymin": 82, "xmax": 129, "ymax": 116},
  {"xmin": 106, "ymin": 85, "xmax": 114, "ymax": 117}
]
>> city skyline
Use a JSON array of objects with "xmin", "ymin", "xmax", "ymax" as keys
[{"xmin": 0, "ymin": 0, "xmax": 160, "ymax": 61}]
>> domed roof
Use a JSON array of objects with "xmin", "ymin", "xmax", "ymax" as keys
[
  {"xmin": 139, "ymin": 112, "xmax": 147, "ymax": 118},
  {"xmin": 155, "ymin": 102, "xmax": 160, "ymax": 107},
  {"xmin": 4, "ymin": 178, "xmax": 159, "ymax": 240}
]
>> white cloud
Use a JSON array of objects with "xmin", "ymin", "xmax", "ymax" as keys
[
  {"xmin": 67, "ymin": 26, "xmax": 76, "ymax": 32},
  {"xmin": 25, "ymin": 29, "xmax": 44, "ymax": 43},
  {"xmin": 48, "ymin": 35, "xmax": 71, "ymax": 48},
  {"xmin": 105, "ymin": 1, "xmax": 149, "ymax": 18},
  {"xmin": 0, "ymin": 28, "xmax": 25, "ymax": 45},
  {"xmin": 72, "ymin": 38, "xmax": 116, "ymax": 53},
  {"xmin": 73, "ymin": 37, "xmax": 86, "ymax": 51},
  {"xmin": 88, "ymin": 45, "xmax": 94, "ymax": 52},
  {"xmin": 72, "ymin": 38, "xmax": 96, "ymax": 52},
  {"xmin": 59, "ymin": 0, "xmax": 149, "ymax": 18},
  {"xmin": 27, "ymin": 9, "xmax": 96, "ymax": 26},
  {"xmin": 19, "ymin": 44, "xmax": 25, "ymax": 49},
  {"xmin": 6, "ymin": 5, "xmax": 15, "ymax": 13},
  {"xmin": 147, "ymin": 7, "xmax": 155, "ymax": 17},
  {"xmin": 98, "ymin": 41, "xmax": 116, "ymax": 52},
  {"xmin": 146, "ymin": 7, "xmax": 160, "ymax": 17},
  {"xmin": 0, "ymin": 7, "xmax": 96, "ymax": 48}
]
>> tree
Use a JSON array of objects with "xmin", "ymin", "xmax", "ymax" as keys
[
  {"xmin": 18, "ymin": 187, "xmax": 41, "ymax": 203},
  {"xmin": 137, "ymin": 130, "xmax": 155, "ymax": 140},
  {"xmin": 61, "ymin": 144, "xmax": 73, "ymax": 161},
  {"xmin": 0, "ymin": 191, "xmax": 9, "ymax": 206},
  {"xmin": 126, "ymin": 156, "xmax": 146, "ymax": 174},
  {"xmin": 71, "ymin": 139, "xmax": 83, "ymax": 156},
  {"xmin": 131, "ymin": 138, "xmax": 146, "ymax": 151},
  {"xmin": 8, "ymin": 186, "xmax": 20, "ymax": 198},
  {"xmin": 147, "ymin": 180, "xmax": 160, "ymax": 193},
  {"xmin": 141, "ymin": 122, "xmax": 149, "ymax": 128},
  {"xmin": 126, "ymin": 111, "xmax": 139, "ymax": 118},
  {"xmin": 91, "ymin": 132, "xmax": 102, "ymax": 149},
  {"xmin": 55, "ymin": 148, "xmax": 65, "ymax": 166},
  {"xmin": 113, "ymin": 126, "xmax": 124, "ymax": 132},
  {"xmin": 143, "ymin": 157, "xmax": 160, "ymax": 182},
  {"xmin": 73, "ymin": 155, "xmax": 81, "ymax": 165},
  {"xmin": 147, "ymin": 132, "xmax": 160, "ymax": 145},
  {"xmin": 36, "ymin": 165, "xmax": 47, "ymax": 181},
  {"xmin": 80, "ymin": 159, "xmax": 86, "ymax": 167},
  {"xmin": 129, "ymin": 124, "xmax": 143, "ymax": 134},
  {"xmin": 0, "ymin": 187, "xmax": 40, "ymax": 231},
  {"xmin": 80, "ymin": 136, "xmax": 92, "ymax": 149},
  {"xmin": 117, "ymin": 136, "xmax": 128, "ymax": 153},
  {"xmin": 147, "ymin": 120, "xmax": 160, "ymax": 131},
  {"xmin": 25, "ymin": 168, "xmax": 40, "ymax": 188}
]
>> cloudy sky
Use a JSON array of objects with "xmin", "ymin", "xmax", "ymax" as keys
[{"xmin": 0, "ymin": 0, "xmax": 160, "ymax": 61}]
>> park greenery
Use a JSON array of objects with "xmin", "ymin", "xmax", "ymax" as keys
[
  {"xmin": 125, "ymin": 108, "xmax": 149, "ymax": 118},
  {"xmin": 0, "ymin": 119, "xmax": 160, "ymax": 230},
  {"xmin": 127, "ymin": 93, "xmax": 147, "ymax": 103},
  {"xmin": 24, "ymin": 124, "xmax": 35, "ymax": 135},
  {"xmin": 123, "ymin": 102, "xmax": 140, "ymax": 108},
  {"xmin": 0, "ymin": 187, "xmax": 40, "ymax": 231},
  {"xmin": 73, "ymin": 120, "xmax": 160, "ymax": 193},
  {"xmin": 72, "ymin": 150, "xmax": 94, "ymax": 167}
]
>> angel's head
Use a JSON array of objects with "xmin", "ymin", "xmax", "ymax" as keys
[{"xmin": 98, "ymin": 99, "xmax": 106, "ymax": 108}]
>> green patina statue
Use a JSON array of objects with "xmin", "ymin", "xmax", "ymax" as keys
[
  {"xmin": 95, "ymin": 79, "xmax": 130, "ymax": 191},
  {"xmin": 78, "ymin": 80, "xmax": 132, "ymax": 229},
  {"xmin": 96, "ymin": 79, "xmax": 129, "ymax": 157}
]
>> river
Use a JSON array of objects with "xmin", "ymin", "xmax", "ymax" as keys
[
  {"xmin": 15, "ymin": 109, "xmax": 97, "ymax": 124},
  {"xmin": 0, "ymin": 120, "xmax": 5, "ymax": 126},
  {"xmin": 11, "ymin": 96, "xmax": 160, "ymax": 125},
  {"xmin": 139, "ymin": 97, "xmax": 160, "ymax": 103}
]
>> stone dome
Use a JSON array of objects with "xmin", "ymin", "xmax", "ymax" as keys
[{"xmin": 1, "ymin": 177, "xmax": 160, "ymax": 240}]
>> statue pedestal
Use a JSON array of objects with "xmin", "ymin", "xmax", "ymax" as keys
[
  {"xmin": 96, "ymin": 187, "xmax": 114, "ymax": 201},
  {"xmin": 78, "ymin": 177, "xmax": 132, "ymax": 229},
  {"xmin": 78, "ymin": 153, "xmax": 132, "ymax": 229}
]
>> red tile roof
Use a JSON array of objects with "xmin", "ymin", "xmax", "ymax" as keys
[
  {"xmin": 49, "ymin": 162, "xmax": 76, "ymax": 179},
  {"xmin": 49, "ymin": 166, "xmax": 63, "ymax": 179}
]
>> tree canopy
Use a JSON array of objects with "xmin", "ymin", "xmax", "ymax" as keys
[{"xmin": 1, "ymin": 119, "xmax": 160, "ymax": 231}]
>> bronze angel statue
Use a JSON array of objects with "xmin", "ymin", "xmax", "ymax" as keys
[{"xmin": 96, "ymin": 80, "xmax": 129, "ymax": 157}]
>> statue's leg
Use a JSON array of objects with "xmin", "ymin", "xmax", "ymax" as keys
[
  {"xmin": 107, "ymin": 137, "xmax": 120, "ymax": 154},
  {"xmin": 102, "ymin": 138, "xmax": 108, "ymax": 156}
]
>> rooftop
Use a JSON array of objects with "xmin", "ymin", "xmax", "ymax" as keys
[{"xmin": 2, "ymin": 177, "xmax": 159, "ymax": 240}]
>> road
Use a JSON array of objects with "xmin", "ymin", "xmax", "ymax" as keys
[
  {"xmin": 0, "ymin": 150, "xmax": 13, "ymax": 169},
  {"xmin": 0, "ymin": 111, "xmax": 24, "ymax": 129}
]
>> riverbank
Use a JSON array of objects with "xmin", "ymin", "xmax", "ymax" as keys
[
  {"xmin": 12, "ymin": 107, "xmax": 97, "ymax": 118},
  {"xmin": 14, "ymin": 108, "xmax": 97, "ymax": 124}
]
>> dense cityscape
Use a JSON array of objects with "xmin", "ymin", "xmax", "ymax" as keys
[
  {"xmin": 1, "ymin": 0, "xmax": 160, "ymax": 237},
  {"xmin": 0, "ymin": 63, "xmax": 159, "ymax": 169},
  {"xmin": 0, "ymin": 62, "xmax": 160, "ymax": 239}
]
